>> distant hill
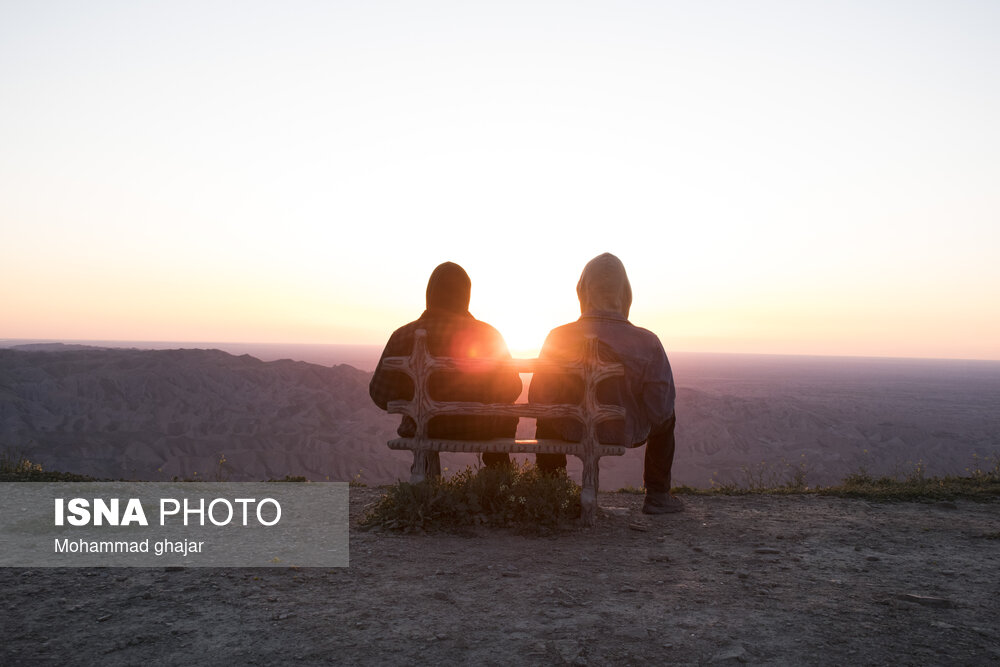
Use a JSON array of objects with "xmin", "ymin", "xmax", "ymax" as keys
[
  {"xmin": 1, "ymin": 347, "xmax": 998, "ymax": 488},
  {"xmin": 11, "ymin": 343, "xmax": 112, "ymax": 352},
  {"xmin": 0, "ymin": 347, "xmax": 415, "ymax": 483}
]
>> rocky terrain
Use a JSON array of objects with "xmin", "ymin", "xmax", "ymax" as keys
[
  {"xmin": 1, "ymin": 489, "xmax": 998, "ymax": 665},
  {"xmin": 2, "ymin": 346, "xmax": 999, "ymax": 489}
]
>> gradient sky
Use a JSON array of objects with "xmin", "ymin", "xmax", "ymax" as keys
[{"xmin": 2, "ymin": 1, "xmax": 998, "ymax": 359}]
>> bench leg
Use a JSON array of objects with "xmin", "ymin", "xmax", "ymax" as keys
[
  {"xmin": 580, "ymin": 456, "xmax": 599, "ymax": 527},
  {"xmin": 410, "ymin": 450, "xmax": 441, "ymax": 484}
]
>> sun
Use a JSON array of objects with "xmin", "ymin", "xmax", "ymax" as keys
[
  {"xmin": 480, "ymin": 311, "xmax": 551, "ymax": 359},
  {"xmin": 472, "ymin": 279, "xmax": 580, "ymax": 360},
  {"xmin": 502, "ymin": 328, "xmax": 546, "ymax": 359}
]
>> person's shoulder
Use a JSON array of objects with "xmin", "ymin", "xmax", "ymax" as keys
[
  {"xmin": 546, "ymin": 320, "xmax": 582, "ymax": 338},
  {"xmin": 628, "ymin": 322, "xmax": 662, "ymax": 341},
  {"xmin": 623, "ymin": 321, "xmax": 669, "ymax": 353},
  {"xmin": 467, "ymin": 317, "xmax": 511, "ymax": 344},
  {"xmin": 381, "ymin": 318, "xmax": 425, "ymax": 351},
  {"xmin": 468, "ymin": 315, "xmax": 501, "ymax": 332},
  {"xmin": 537, "ymin": 321, "xmax": 583, "ymax": 357},
  {"xmin": 389, "ymin": 318, "xmax": 423, "ymax": 338},
  {"xmin": 530, "ymin": 321, "xmax": 577, "ymax": 350}
]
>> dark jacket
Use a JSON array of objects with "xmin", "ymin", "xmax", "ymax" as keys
[{"xmin": 369, "ymin": 262, "xmax": 522, "ymax": 439}]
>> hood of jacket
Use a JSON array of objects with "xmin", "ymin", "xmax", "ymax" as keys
[
  {"xmin": 425, "ymin": 261, "xmax": 472, "ymax": 314},
  {"xmin": 576, "ymin": 253, "xmax": 632, "ymax": 318}
]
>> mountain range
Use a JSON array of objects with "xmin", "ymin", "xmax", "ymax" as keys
[{"xmin": 2, "ymin": 345, "xmax": 998, "ymax": 488}]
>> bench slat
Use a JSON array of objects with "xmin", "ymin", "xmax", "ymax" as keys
[
  {"xmin": 388, "ymin": 437, "xmax": 627, "ymax": 457},
  {"xmin": 386, "ymin": 400, "xmax": 625, "ymax": 422},
  {"xmin": 380, "ymin": 355, "xmax": 623, "ymax": 378}
]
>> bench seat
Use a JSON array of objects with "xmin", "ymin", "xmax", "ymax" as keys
[{"xmin": 388, "ymin": 437, "xmax": 626, "ymax": 457}]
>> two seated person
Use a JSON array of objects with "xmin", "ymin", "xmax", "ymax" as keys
[{"xmin": 368, "ymin": 254, "xmax": 682, "ymax": 515}]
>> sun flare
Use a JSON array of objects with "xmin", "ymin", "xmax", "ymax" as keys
[{"xmin": 492, "ymin": 320, "xmax": 546, "ymax": 360}]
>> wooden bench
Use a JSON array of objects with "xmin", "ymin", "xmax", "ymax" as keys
[{"xmin": 382, "ymin": 329, "xmax": 627, "ymax": 526}]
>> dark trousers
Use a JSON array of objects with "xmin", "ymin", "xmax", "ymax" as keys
[{"xmin": 536, "ymin": 415, "xmax": 676, "ymax": 493}]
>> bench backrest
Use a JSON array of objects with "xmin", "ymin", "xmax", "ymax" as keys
[{"xmin": 380, "ymin": 329, "xmax": 626, "ymax": 458}]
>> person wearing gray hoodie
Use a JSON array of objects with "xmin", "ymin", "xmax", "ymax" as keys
[{"xmin": 529, "ymin": 253, "xmax": 682, "ymax": 514}]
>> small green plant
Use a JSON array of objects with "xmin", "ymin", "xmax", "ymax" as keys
[
  {"xmin": 967, "ymin": 453, "xmax": 1000, "ymax": 482},
  {"xmin": 905, "ymin": 459, "xmax": 927, "ymax": 484},
  {"xmin": 785, "ymin": 454, "xmax": 812, "ymax": 491},
  {"xmin": 212, "ymin": 453, "xmax": 230, "ymax": 482},
  {"xmin": 172, "ymin": 471, "xmax": 206, "ymax": 482},
  {"xmin": 841, "ymin": 469, "xmax": 877, "ymax": 487},
  {"xmin": 360, "ymin": 462, "xmax": 580, "ymax": 533},
  {"xmin": 0, "ymin": 450, "xmax": 43, "ymax": 475},
  {"xmin": 0, "ymin": 447, "xmax": 96, "ymax": 482},
  {"xmin": 349, "ymin": 471, "xmax": 367, "ymax": 488},
  {"xmin": 740, "ymin": 460, "xmax": 784, "ymax": 491},
  {"xmin": 706, "ymin": 456, "xmax": 813, "ymax": 494},
  {"xmin": 267, "ymin": 475, "xmax": 309, "ymax": 482}
]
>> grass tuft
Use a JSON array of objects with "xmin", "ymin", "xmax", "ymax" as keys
[
  {"xmin": 823, "ymin": 469, "xmax": 1000, "ymax": 501},
  {"xmin": 360, "ymin": 462, "xmax": 580, "ymax": 533},
  {"xmin": 682, "ymin": 455, "xmax": 1000, "ymax": 502},
  {"xmin": 0, "ymin": 449, "xmax": 96, "ymax": 482}
]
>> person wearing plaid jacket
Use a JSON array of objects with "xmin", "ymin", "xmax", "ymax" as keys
[
  {"xmin": 530, "ymin": 253, "xmax": 683, "ymax": 515},
  {"xmin": 369, "ymin": 262, "xmax": 522, "ymax": 475}
]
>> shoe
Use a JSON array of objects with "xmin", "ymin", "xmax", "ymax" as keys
[{"xmin": 641, "ymin": 492, "xmax": 684, "ymax": 515}]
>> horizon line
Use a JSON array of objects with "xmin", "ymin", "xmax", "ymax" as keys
[{"xmin": 2, "ymin": 337, "xmax": 999, "ymax": 365}]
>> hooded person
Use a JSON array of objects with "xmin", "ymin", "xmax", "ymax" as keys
[
  {"xmin": 529, "ymin": 253, "xmax": 682, "ymax": 514},
  {"xmin": 369, "ymin": 262, "xmax": 522, "ymax": 476}
]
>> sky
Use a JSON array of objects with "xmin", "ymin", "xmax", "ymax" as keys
[{"xmin": 1, "ymin": 1, "xmax": 998, "ymax": 360}]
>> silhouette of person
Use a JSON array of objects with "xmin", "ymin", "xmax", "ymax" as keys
[
  {"xmin": 370, "ymin": 262, "xmax": 522, "ymax": 478},
  {"xmin": 529, "ymin": 253, "xmax": 682, "ymax": 514}
]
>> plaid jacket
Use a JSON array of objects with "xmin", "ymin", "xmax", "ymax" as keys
[
  {"xmin": 369, "ymin": 309, "xmax": 522, "ymax": 439},
  {"xmin": 530, "ymin": 311, "xmax": 675, "ymax": 446}
]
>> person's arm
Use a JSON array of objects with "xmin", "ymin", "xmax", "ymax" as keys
[
  {"xmin": 487, "ymin": 327, "xmax": 522, "ymax": 402},
  {"xmin": 368, "ymin": 329, "xmax": 414, "ymax": 410},
  {"xmin": 528, "ymin": 331, "xmax": 558, "ymax": 404},
  {"xmin": 641, "ymin": 337, "xmax": 676, "ymax": 426}
]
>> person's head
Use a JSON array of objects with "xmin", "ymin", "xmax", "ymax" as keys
[
  {"xmin": 577, "ymin": 253, "xmax": 632, "ymax": 318},
  {"xmin": 425, "ymin": 261, "xmax": 472, "ymax": 313}
]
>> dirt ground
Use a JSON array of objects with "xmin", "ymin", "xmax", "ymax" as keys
[{"xmin": 2, "ymin": 489, "xmax": 998, "ymax": 666}]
